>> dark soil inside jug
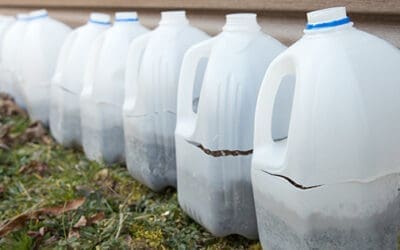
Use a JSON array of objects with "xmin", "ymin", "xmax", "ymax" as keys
[
  {"xmin": 81, "ymin": 126, "xmax": 125, "ymax": 164},
  {"xmin": 178, "ymin": 166, "xmax": 258, "ymax": 239},
  {"xmin": 49, "ymin": 109, "xmax": 82, "ymax": 148},
  {"xmin": 126, "ymin": 136, "xmax": 176, "ymax": 191},
  {"xmin": 255, "ymin": 187, "xmax": 400, "ymax": 250}
]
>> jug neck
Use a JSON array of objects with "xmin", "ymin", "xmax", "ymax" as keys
[
  {"xmin": 29, "ymin": 9, "xmax": 48, "ymax": 21},
  {"xmin": 159, "ymin": 11, "xmax": 188, "ymax": 25},
  {"xmin": 304, "ymin": 7, "xmax": 353, "ymax": 34},
  {"xmin": 223, "ymin": 13, "xmax": 261, "ymax": 32},
  {"xmin": 88, "ymin": 13, "xmax": 111, "ymax": 26}
]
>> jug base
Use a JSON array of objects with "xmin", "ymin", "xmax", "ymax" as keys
[
  {"xmin": 177, "ymin": 163, "xmax": 258, "ymax": 239},
  {"xmin": 253, "ymin": 170, "xmax": 400, "ymax": 250},
  {"xmin": 126, "ymin": 136, "xmax": 176, "ymax": 191}
]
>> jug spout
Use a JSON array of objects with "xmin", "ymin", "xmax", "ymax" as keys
[
  {"xmin": 159, "ymin": 11, "xmax": 188, "ymax": 25},
  {"xmin": 223, "ymin": 13, "xmax": 261, "ymax": 32},
  {"xmin": 89, "ymin": 13, "xmax": 111, "ymax": 26},
  {"xmin": 305, "ymin": 7, "xmax": 353, "ymax": 32},
  {"xmin": 114, "ymin": 12, "xmax": 138, "ymax": 22},
  {"xmin": 29, "ymin": 9, "xmax": 48, "ymax": 20}
]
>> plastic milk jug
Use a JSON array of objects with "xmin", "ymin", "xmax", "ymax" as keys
[
  {"xmin": 252, "ymin": 7, "xmax": 400, "ymax": 249},
  {"xmin": 176, "ymin": 13, "xmax": 292, "ymax": 238},
  {"xmin": 123, "ymin": 11, "xmax": 209, "ymax": 190},
  {"xmin": 80, "ymin": 12, "xmax": 148, "ymax": 164},
  {"xmin": 49, "ymin": 13, "xmax": 111, "ymax": 147},
  {"xmin": 19, "ymin": 9, "xmax": 71, "ymax": 124}
]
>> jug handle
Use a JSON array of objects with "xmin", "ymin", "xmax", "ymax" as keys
[
  {"xmin": 82, "ymin": 33, "xmax": 106, "ymax": 96},
  {"xmin": 176, "ymin": 38, "xmax": 215, "ymax": 138},
  {"xmin": 52, "ymin": 31, "xmax": 77, "ymax": 86},
  {"xmin": 253, "ymin": 52, "xmax": 296, "ymax": 172},
  {"xmin": 123, "ymin": 33, "xmax": 150, "ymax": 113}
]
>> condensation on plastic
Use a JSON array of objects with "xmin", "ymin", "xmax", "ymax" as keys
[
  {"xmin": 252, "ymin": 7, "xmax": 400, "ymax": 249},
  {"xmin": 18, "ymin": 9, "xmax": 71, "ymax": 124},
  {"xmin": 123, "ymin": 10, "xmax": 209, "ymax": 191},
  {"xmin": 49, "ymin": 13, "xmax": 110, "ymax": 147},
  {"xmin": 175, "ymin": 13, "xmax": 291, "ymax": 239},
  {"xmin": 80, "ymin": 12, "xmax": 148, "ymax": 164}
]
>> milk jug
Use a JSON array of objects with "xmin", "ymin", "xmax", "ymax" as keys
[
  {"xmin": 175, "ymin": 13, "xmax": 291, "ymax": 238},
  {"xmin": 123, "ymin": 11, "xmax": 209, "ymax": 190},
  {"xmin": 49, "ymin": 13, "xmax": 111, "ymax": 147},
  {"xmin": 0, "ymin": 15, "xmax": 23, "ymax": 99},
  {"xmin": 252, "ymin": 7, "xmax": 400, "ymax": 249},
  {"xmin": 19, "ymin": 9, "xmax": 71, "ymax": 124},
  {"xmin": 80, "ymin": 12, "xmax": 148, "ymax": 164}
]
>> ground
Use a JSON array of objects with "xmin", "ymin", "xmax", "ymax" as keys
[{"xmin": 0, "ymin": 94, "xmax": 261, "ymax": 249}]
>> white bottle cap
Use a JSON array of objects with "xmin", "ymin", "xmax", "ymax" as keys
[
  {"xmin": 29, "ymin": 9, "xmax": 48, "ymax": 19},
  {"xmin": 305, "ymin": 7, "xmax": 353, "ymax": 32},
  {"xmin": 160, "ymin": 10, "xmax": 188, "ymax": 25},
  {"xmin": 307, "ymin": 7, "xmax": 347, "ymax": 25},
  {"xmin": 89, "ymin": 13, "xmax": 111, "ymax": 25},
  {"xmin": 223, "ymin": 13, "xmax": 260, "ymax": 32},
  {"xmin": 115, "ymin": 12, "xmax": 138, "ymax": 22}
]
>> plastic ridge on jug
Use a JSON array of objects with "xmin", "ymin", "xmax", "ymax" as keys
[
  {"xmin": 80, "ymin": 11, "xmax": 148, "ymax": 164},
  {"xmin": 49, "ymin": 12, "xmax": 110, "ymax": 147},
  {"xmin": 123, "ymin": 10, "xmax": 209, "ymax": 191},
  {"xmin": 18, "ymin": 9, "xmax": 71, "ymax": 125},
  {"xmin": 176, "ymin": 13, "xmax": 292, "ymax": 239},
  {"xmin": 252, "ymin": 6, "xmax": 400, "ymax": 249}
]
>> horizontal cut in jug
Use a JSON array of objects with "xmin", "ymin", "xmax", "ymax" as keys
[
  {"xmin": 176, "ymin": 13, "xmax": 292, "ymax": 238},
  {"xmin": 123, "ymin": 10, "xmax": 209, "ymax": 191},
  {"xmin": 50, "ymin": 13, "xmax": 111, "ymax": 147},
  {"xmin": 80, "ymin": 12, "xmax": 148, "ymax": 164},
  {"xmin": 252, "ymin": 7, "xmax": 400, "ymax": 249}
]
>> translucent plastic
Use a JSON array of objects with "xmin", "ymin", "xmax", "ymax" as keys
[
  {"xmin": 18, "ymin": 9, "xmax": 71, "ymax": 124},
  {"xmin": 0, "ymin": 16, "xmax": 16, "ymax": 59},
  {"xmin": 0, "ymin": 16, "xmax": 21, "ymax": 95},
  {"xmin": 0, "ymin": 14, "xmax": 28, "ymax": 107},
  {"xmin": 252, "ymin": 7, "xmax": 400, "ymax": 249},
  {"xmin": 80, "ymin": 12, "xmax": 148, "ymax": 164},
  {"xmin": 175, "ymin": 13, "xmax": 290, "ymax": 238},
  {"xmin": 123, "ymin": 11, "xmax": 209, "ymax": 191},
  {"xmin": 49, "ymin": 13, "xmax": 110, "ymax": 147}
]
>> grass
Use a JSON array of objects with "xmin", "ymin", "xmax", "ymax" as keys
[{"xmin": 0, "ymin": 95, "xmax": 261, "ymax": 249}]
